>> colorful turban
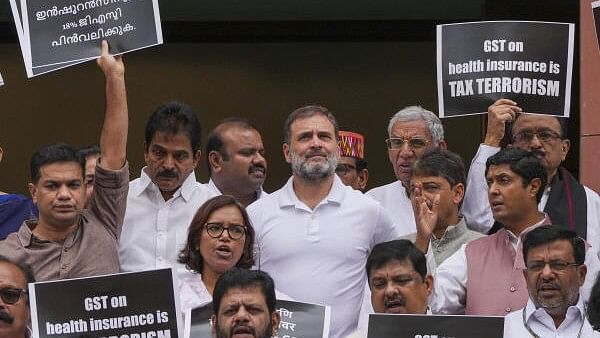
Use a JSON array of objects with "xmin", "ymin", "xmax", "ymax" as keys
[{"xmin": 338, "ymin": 131, "xmax": 365, "ymax": 160}]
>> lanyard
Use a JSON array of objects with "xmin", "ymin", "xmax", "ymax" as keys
[{"xmin": 521, "ymin": 307, "xmax": 584, "ymax": 338}]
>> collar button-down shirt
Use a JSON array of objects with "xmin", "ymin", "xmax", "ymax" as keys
[{"xmin": 119, "ymin": 169, "xmax": 216, "ymax": 279}]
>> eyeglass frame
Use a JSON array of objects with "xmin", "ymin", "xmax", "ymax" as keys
[
  {"xmin": 335, "ymin": 163, "xmax": 358, "ymax": 176},
  {"xmin": 512, "ymin": 129, "xmax": 563, "ymax": 144},
  {"xmin": 385, "ymin": 137, "xmax": 430, "ymax": 150},
  {"xmin": 0, "ymin": 287, "xmax": 28, "ymax": 305},
  {"xmin": 525, "ymin": 260, "xmax": 581, "ymax": 273},
  {"xmin": 203, "ymin": 222, "xmax": 247, "ymax": 240}
]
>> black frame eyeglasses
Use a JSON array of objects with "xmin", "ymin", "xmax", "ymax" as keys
[
  {"xmin": 0, "ymin": 287, "xmax": 27, "ymax": 305},
  {"xmin": 204, "ymin": 222, "xmax": 246, "ymax": 240},
  {"xmin": 385, "ymin": 137, "xmax": 429, "ymax": 150},
  {"xmin": 525, "ymin": 260, "xmax": 580, "ymax": 273},
  {"xmin": 512, "ymin": 130, "xmax": 562, "ymax": 144}
]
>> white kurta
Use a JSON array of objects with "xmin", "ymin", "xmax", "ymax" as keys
[
  {"xmin": 366, "ymin": 180, "xmax": 416, "ymax": 236},
  {"xmin": 248, "ymin": 175, "xmax": 397, "ymax": 338},
  {"xmin": 461, "ymin": 144, "xmax": 600, "ymax": 260},
  {"xmin": 119, "ymin": 169, "xmax": 216, "ymax": 279},
  {"xmin": 503, "ymin": 297, "xmax": 600, "ymax": 337}
]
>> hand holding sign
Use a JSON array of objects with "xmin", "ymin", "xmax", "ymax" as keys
[
  {"xmin": 97, "ymin": 40, "xmax": 124, "ymax": 78},
  {"xmin": 484, "ymin": 98, "xmax": 522, "ymax": 147}
]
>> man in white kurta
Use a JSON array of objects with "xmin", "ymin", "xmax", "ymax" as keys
[
  {"xmin": 366, "ymin": 106, "xmax": 447, "ymax": 236},
  {"xmin": 248, "ymin": 105, "xmax": 397, "ymax": 338},
  {"xmin": 503, "ymin": 226, "xmax": 600, "ymax": 337}
]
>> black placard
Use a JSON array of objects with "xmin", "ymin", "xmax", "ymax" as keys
[
  {"xmin": 29, "ymin": 269, "xmax": 180, "ymax": 338},
  {"xmin": 11, "ymin": 0, "xmax": 162, "ymax": 77},
  {"xmin": 367, "ymin": 313, "xmax": 504, "ymax": 338},
  {"xmin": 436, "ymin": 21, "xmax": 574, "ymax": 118},
  {"xmin": 185, "ymin": 300, "xmax": 331, "ymax": 338}
]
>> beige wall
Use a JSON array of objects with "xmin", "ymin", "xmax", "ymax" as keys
[{"xmin": 0, "ymin": 41, "xmax": 483, "ymax": 195}]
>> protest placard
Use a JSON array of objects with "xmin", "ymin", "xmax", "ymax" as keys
[
  {"xmin": 185, "ymin": 299, "xmax": 331, "ymax": 338},
  {"xmin": 437, "ymin": 21, "xmax": 574, "ymax": 118},
  {"xmin": 29, "ymin": 268, "xmax": 181, "ymax": 338},
  {"xmin": 9, "ymin": 0, "xmax": 163, "ymax": 77},
  {"xmin": 367, "ymin": 313, "xmax": 504, "ymax": 338},
  {"xmin": 592, "ymin": 1, "xmax": 600, "ymax": 52}
]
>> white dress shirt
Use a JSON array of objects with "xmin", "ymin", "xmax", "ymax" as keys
[
  {"xmin": 504, "ymin": 296, "xmax": 600, "ymax": 337},
  {"xmin": 461, "ymin": 144, "xmax": 600, "ymax": 260},
  {"xmin": 248, "ymin": 175, "xmax": 397, "ymax": 338},
  {"xmin": 366, "ymin": 180, "xmax": 416, "ymax": 236},
  {"xmin": 430, "ymin": 222, "xmax": 600, "ymax": 315},
  {"xmin": 119, "ymin": 169, "xmax": 216, "ymax": 279}
]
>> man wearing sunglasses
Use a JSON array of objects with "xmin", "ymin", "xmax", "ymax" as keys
[
  {"xmin": 462, "ymin": 99, "xmax": 600, "ymax": 258},
  {"xmin": 336, "ymin": 131, "xmax": 369, "ymax": 191},
  {"xmin": 0, "ymin": 256, "xmax": 35, "ymax": 338},
  {"xmin": 504, "ymin": 225, "xmax": 600, "ymax": 337},
  {"xmin": 366, "ymin": 106, "xmax": 446, "ymax": 236}
]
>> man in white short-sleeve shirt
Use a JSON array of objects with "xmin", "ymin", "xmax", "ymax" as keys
[{"xmin": 248, "ymin": 105, "xmax": 397, "ymax": 338}]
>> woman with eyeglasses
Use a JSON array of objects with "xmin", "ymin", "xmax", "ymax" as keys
[{"xmin": 177, "ymin": 194, "xmax": 255, "ymax": 313}]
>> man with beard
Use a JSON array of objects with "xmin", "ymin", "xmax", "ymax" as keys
[
  {"xmin": 247, "ymin": 105, "xmax": 396, "ymax": 338},
  {"xmin": 347, "ymin": 240, "xmax": 433, "ymax": 338},
  {"xmin": 431, "ymin": 148, "xmax": 600, "ymax": 316},
  {"xmin": 211, "ymin": 269, "xmax": 280, "ymax": 338},
  {"xmin": 503, "ymin": 225, "xmax": 600, "ymax": 337},
  {"xmin": 0, "ymin": 256, "xmax": 34, "ymax": 338},
  {"xmin": 119, "ymin": 102, "xmax": 215, "ymax": 279},
  {"xmin": 462, "ymin": 99, "xmax": 600, "ymax": 256},
  {"xmin": 206, "ymin": 118, "xmax": 268, "ymax": 207},
  {"xmin": 366, "ymin": 106, "xmax": 447, "ymax": 236}
]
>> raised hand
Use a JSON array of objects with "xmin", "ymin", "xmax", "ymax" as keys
[{"xmin": 484, "ymin": 98, "xmax": 522, "ymax": 147}]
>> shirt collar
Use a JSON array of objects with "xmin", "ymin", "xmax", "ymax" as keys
[
  {"xmin": 17, "ymin": 216, "xmax": 84, "ymax": 248},
  {"xmin": 432, "ymin": 217, "xmax": 467, "ymax": 241},
  {"xmin": 208, "ymin": 178, "xmax": 266, "ymax": 200},
  {"xmin": 278, "ymin": 175, "xmax": 345, "ymax": 210},
  {"xmin": 135, "ymin": 167, "xmax": 197, "ymax": 202},
  {"xmin": 525, "ymin": 295, "xmax": 585, "ymax": 326}
]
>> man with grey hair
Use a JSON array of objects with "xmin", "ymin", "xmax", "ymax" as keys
[
  {"xmin": 366, "ymin": 106, "xmax": 446, "ymax": 236},
  {"xmin": 248, "ymin": 104, "xmax": 396, "ymax": 338}
]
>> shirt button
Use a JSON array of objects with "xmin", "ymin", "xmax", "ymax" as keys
[
  {"xmin": 505, "ymin": 307, "xmax": 511, "ymax": 313},
  {"xmin": 510, "ymin": 286, "xmax": 516, "ymax": 292}
]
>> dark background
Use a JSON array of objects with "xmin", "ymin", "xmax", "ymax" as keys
[{"xmin": 0, "ymin": 0, "xmax": 580, "ymax": 194}]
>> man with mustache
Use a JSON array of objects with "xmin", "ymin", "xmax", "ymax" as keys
[
  {"xmin": 0, "ymin": 41, "xmax": 129, "ymax": 281},
  {"xmin": 248, "ymin": 105, "xmax": 396, "ymax": 338},
  {"xmin": 119, "ymin": 101, "xmax": 216, "ymax": 279},
  {"xmin": 211, "ymin": 269, "xmax": 280, "ymax": 338},
  {"xmin": 503, "ymin": 225, "xmax": 600, "ymax": 337},
  {"xmin": 366, "ymin": 106, "xmax": 447, "ymax": 236},
  {"xmin": 0, "ymin": 256, "xmax": 34, "ymax": 338},
  {"xmin": 206, "ymin": 118, "xmax": 268, "ymax": 207},
  {"xmin": 347, "ymin": 240, "xmax": 433, "ymax": 338},
  {"xmin": 431, "ymin": 148, "xmax": 600, "ymax": 316},
  {"xmin": 462, "ymin": 99, "xmax": 600, "ymax": 256}
]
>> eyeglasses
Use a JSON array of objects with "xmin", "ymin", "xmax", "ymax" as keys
[
  {"xmin": 385, "ymin": 137, "xmax": 429, "ymax": 150},
  {"xmin": 335, "ymin": 163, "xmax": 357, "ymax": 176},
  {"xmin": 525, "ymin": 260, "xmax": 580, "ymax": 273},
  {"xmin": 512, "ymin": 130, "xmax": 562, "ymax": 144},
  {"xmin": 0, "ymin": 287, "xmax": 27, "ymax": 305},
  {"xmin": 204, "ymin": 222, "xmax": 246, "ymax": 240}
]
